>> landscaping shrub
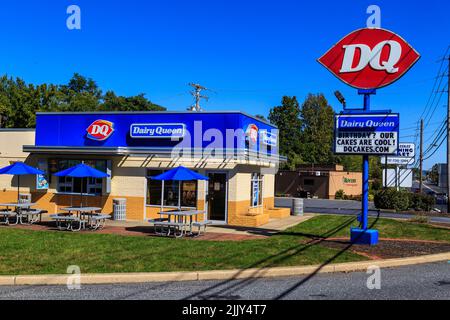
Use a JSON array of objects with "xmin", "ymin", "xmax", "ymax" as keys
[
  {"xmin": 409, "ymin": 214, "xmax": 429, "ymax": 224},
  {"xmin": 407, "ymin": 193, "xmax": 435, "ymax": 212},
  {"xmin": 374, "ymin": 189, "xmax": 436, "ymax": 212},
  {"xmin": 335, "ymin": 189, "xmax": 345, "ymax": 200},
  {"xmin": 374, "ymin": 189, "xmax": 410, "ymax": 211},
  {"xmin": 421, "ymin": 194, "xmax": 436, "ymax": 211},
  {"xmin": 344, "ymin": 194, "xmax": 362, "ymax": 201},
  {"xmin": 370, "ymin": 179, "xmax": 382, "ymax": 192}
]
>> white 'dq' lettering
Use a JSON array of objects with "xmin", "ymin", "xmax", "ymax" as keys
[
  {"xmin": 92, "ymin": 125, "xmax": 109, "ymax": 136},
  {"xmin": 340, "ymin": 40, "xmax": 401, "ymax": 74}
]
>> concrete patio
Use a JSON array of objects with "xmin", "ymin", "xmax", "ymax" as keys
[{"xmin": 8, "ymin": 214, "xmax": 314, "ymax": 241}]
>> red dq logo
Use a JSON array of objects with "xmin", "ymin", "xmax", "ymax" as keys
[
  {"xmin": 246, "ymin": 124, "xmax": 259, "ymax": 144},
  {"xmin": 86, "ymin": 120, "xmax": 114, "ymax": 141},
  {"xmin": 318, "ymin": 28, "xmax": 420, "ymax": 89}
]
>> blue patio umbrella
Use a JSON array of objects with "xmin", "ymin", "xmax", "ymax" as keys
[
  {"xmin": 54, "ymin": 163, "xmax": 109, "ymax": 207},
  {"xmin": 0, "ymin": 162, "xmax": 44, "ymax": 202},
  {"xmin": 151, "ymin": 166, "xmax": 208, "ymax": 210},
  {"xmin": 151, "ymin": 166, "xmax": 209, "ymax": 182}
]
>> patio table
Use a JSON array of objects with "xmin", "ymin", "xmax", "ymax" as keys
[
  {"xmin": 59, "ymin": 207, "xmax": 104, "ymax": 230},
  {"xmin": 0, "ymin": 203, "xmax": 37, "ymax": 225},
  {"xmin": 153, "ymin": 210, "xmax": 206, "ymax": 237}
]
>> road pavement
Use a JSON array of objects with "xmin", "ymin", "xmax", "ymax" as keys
[
  {"xmin": 0, "ymin": 262, "xmax": 449, "ymax": 300},
  {"xmin": 276, "ymin": 198, "xmax": 450, "ymax": 223}
]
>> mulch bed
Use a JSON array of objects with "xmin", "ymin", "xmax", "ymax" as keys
[{"xmin": 319, "ymin": 237, "xmax": 450, "ymax": 260}]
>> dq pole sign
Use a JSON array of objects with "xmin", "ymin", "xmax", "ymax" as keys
[{"xmin": 318, "ymin": 28, "xmax": 420, "ymax": 245}]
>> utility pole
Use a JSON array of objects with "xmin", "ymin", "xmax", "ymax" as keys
[
  {"xmin": 447, "ymin": 55, "xmax": 450, "ymax": 213},
  {"xmin": 419, "ymin": 118, "xmax": 424, "ymax": 193},
  {"xmin": 188, "ymin": 83, "xmax": 209, "ymax": 112}
]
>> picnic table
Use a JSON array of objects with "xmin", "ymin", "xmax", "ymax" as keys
[
  {"xmin": 150, "ymin": 209, "xmax": 210, "ymax": 238},
  {"xmin": 51, "ymin": 207, "xmax": 110, "ymax": 232},
  {"xmin": 0, "ymin": 202, "xmax": 39, "ymax": 225}
]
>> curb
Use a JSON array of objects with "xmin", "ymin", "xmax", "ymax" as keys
[{"xmin": 1, "ymin": 252, "xmax": 449, "ymax": 286}]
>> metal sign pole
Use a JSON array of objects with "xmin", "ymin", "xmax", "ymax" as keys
[
  {"xmin": 360, "ymin": 91, "xmax": 372, "ymax": 230},
  {"xmin": 349, "ymin": 89, "xmax": 379, "ymax": 245}
]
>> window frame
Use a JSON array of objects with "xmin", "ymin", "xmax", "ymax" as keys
[
  {"xmin": 250, "ymin": 173, "xmax": 264, "ymax": 208},
  {"xmin": 55, "ymin": 159, "xmax": 107, "ymax": 196},
  {"xmin": 146, "ymin": 169, "xmax": 198, "ymax": 208}
]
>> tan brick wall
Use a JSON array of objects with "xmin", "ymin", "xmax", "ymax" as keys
[
  {"xmin": 263, "ymin": 174, "xmax": 275, "ymax": 198},
  {"xmin": 0, "ymin": 130, "xmax": 36, "ymax": 193},
  {"xmin": 226, "ymin": 170, "xmax": 279, "ymax": 227}
]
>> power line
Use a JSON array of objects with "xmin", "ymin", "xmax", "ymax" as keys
[
  {"xmin": 419, "ymin": 46, "xmax": 450, "ymax": 121},
  {"xmin": 424, "ymin": 81, "xmax": 448, "ymax": 127},
  {"xmin": 424, "ymin": 133, "xmax": 446, "ymax": 161},
  {"xmin": 411, "ymin": 46, "xmax": 450, "ymax": 155}
]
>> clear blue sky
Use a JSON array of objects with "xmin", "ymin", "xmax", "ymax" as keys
[{"xmin": 0, "ymin": 0, "xmax": 448, "ymax": 169}]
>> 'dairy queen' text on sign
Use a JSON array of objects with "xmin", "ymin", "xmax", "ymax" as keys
[
  {"xmin": 334, "ymin": 114, "xmax": 399, "ymax": 155},
  {"xmin": 130, "ymin": 123, "xmax": 186, "ymax": 139}
]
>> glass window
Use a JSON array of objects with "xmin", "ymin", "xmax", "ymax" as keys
[
  {"xmin": 164, "ymin": 180, "xmax": 180, "ymax": 207},
  {"xmin": 251, "ymin": 173, "xmax": 263, "ymax": 207},
  {"xmin": 146, "ymin": 169, "xmax": 198, "ymax": 207},
  {"xmin": 181, "ymin": 181, "xmax": 197, "ymax": 207},
  {"xmin": 55, "ymin": 159, "xmax": 107, "ymax": 195},
  {"xmin": 147, "ymin": 170, "xmax": 163, "ymax": 206}
]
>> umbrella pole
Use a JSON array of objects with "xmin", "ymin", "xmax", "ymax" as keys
[
  {"xmin": 17, "ymin": 175, "xmax": 20, "ymax": 203},
  {"xmin": 81, "ymin": 177, "xmax": 83, "ymax": 208},
  {"xmin": 178, "ymin": 181, "xmax": 182, "ymax": 227},
  {"xmin": 178, "ymin": 181, "xmax": 181, "ymax": 210}
]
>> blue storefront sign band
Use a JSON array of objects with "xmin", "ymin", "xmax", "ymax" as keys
[
  {"xmin": 34, "ymin": 112, "xmax": 278, "ymax": 156},
  {"xmin": 130, "ymin": 123, "xmax": 186, "ymax": 139}
]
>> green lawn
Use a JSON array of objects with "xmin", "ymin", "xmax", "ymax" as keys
[{"xmin": 0, "ymin": 215, "xmax": 449, "ymax": 275}]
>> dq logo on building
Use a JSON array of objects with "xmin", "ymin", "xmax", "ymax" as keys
[
  {"xmin": 246, "ymin": 124, "xmax": 259, "ymax": 144},
  {"xmin": 86, "ymin": 120, "xmax": 115, "ymax": 141},
  {"xmin": 318, "ymin": 28, "xmax": 420, "ymax": 89}
]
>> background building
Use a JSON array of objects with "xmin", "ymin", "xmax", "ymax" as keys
[
  {"xmin": 275, "ymin": 164, "xmax": 362, "ymax": 199},
  {"xmin": 437, "ymin": 163, "xmax": 448, "ymax": 189}
]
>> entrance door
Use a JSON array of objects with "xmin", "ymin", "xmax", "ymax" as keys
[{"xmin": 207, "ymin": 173, "xmax": 227, "ymax": 223}]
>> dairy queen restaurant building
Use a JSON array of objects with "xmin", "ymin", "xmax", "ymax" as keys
[{"xmin": 0, "ymin": 111, "xmax": 291, "ymax": 227}]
